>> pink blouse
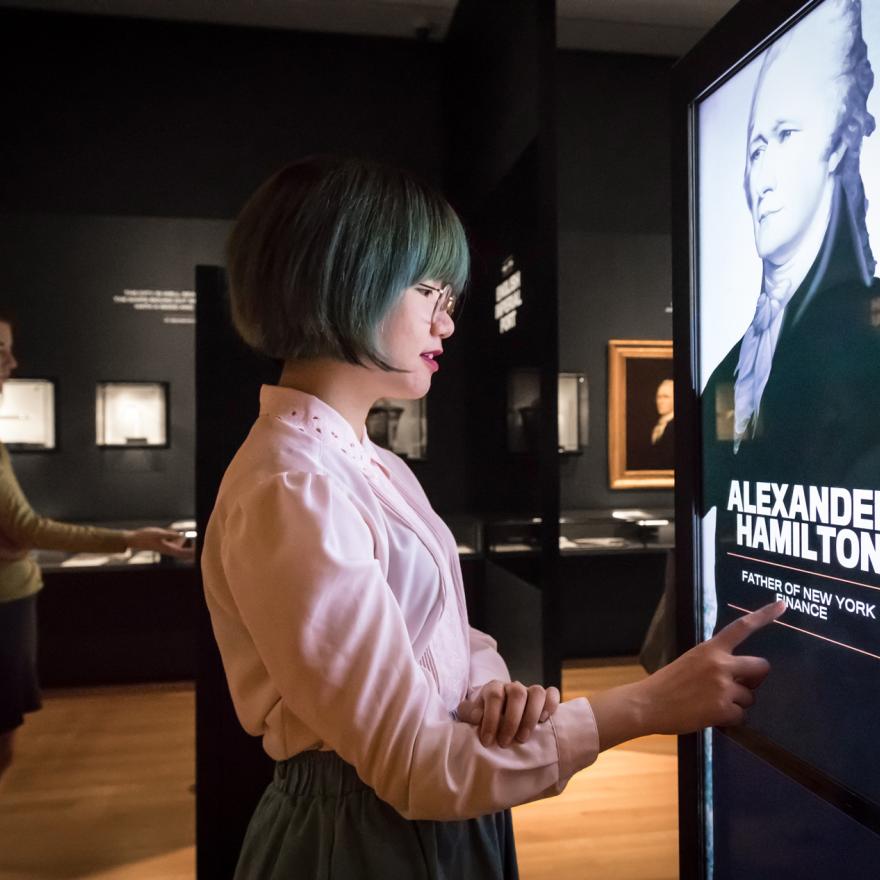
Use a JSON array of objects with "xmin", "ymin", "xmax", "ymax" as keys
[{"xmin": 201, "ymin": 385, "xmax": 599, "ymax": 821}]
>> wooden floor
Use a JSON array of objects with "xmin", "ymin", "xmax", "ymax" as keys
[
  {"xmin": 0, "ymin": 662, "xmax": 677, "ymax": 880},
  {"xmin": 0, "ymin": 683, "xmax": 195, "ymax": 880},
  {"xmin": 513, "ymin": 660, "xmax": 679, "ymax": 880}
]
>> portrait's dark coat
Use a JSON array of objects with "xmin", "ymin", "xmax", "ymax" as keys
[
  {"xmin": 700, "ymin": 185, "xmax": 880, "ymax": 804},
  {"xmin": 646, "ymin": 418, "xmax": 674, "ymax": 471}
]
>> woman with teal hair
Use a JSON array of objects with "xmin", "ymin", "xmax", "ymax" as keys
[{"xmin": 201, "ymin": 155, "xmax": 782, "ymax": 878}]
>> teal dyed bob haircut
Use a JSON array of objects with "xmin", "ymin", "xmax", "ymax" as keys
[{"xmin": 227, "ymin": 155, "xmax": 470, "ymax": 370}]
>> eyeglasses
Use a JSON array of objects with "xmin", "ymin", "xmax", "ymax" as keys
[{"xmin": 414, "ymin": 282, "xmax": 458, "ymax": 322}]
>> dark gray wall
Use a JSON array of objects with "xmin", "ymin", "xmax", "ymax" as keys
[
  {"xmin": 0, "ymin": 10, "xmax": 445, "ymax": 218},
  {"xmin": 0, "ymin": 11, "xmax": 680, "ymax": 523},
  {"xmin": 0, "ymin": 9, "xmax": 468, "ymax": 519},
  {"xmin": 0, "ymin": 213, "xmax": 229, "ymax": 521},
  {"xmin": 445, "ymin": 0, "xmax": 547, "ymax": 211},
  {"xmin": 556, "ymin": 50, "xmax": 675, "ymax": 511}
]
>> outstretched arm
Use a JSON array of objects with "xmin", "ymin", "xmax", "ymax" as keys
[
  {"xmin": 459, "ymin": 601, "xmax": 781, "ymax": 752},
  {"xmin": 588, "ymin": 600, "xmax": 783, "ymax": 750},
  {"xmin": 0, "ymin": 448, "xmax": 192, "ymax": 559}
]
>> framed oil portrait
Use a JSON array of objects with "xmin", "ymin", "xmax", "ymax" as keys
[{"xmin": 608, "ymin": 339, "xmax": 674, "ymax": 489}]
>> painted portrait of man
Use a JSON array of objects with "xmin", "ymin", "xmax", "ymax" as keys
[
  {"xmin": 625, "ymin": 376, "xmax": 674, "ymax": 472},
  {"xmin": 618, "ymin": 351, "xmax": 674, "ymax": 477},
  {"xmin": 704, "ymin": 0, "xmax": 880, "ymax": 500}
]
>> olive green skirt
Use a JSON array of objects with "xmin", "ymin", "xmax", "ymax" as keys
[{"xmin": 234, "ymin": 750, "xmax": 519, "ymax": 880}]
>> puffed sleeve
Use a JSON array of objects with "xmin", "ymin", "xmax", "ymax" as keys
[{"xmin": 217, "ymin": 472, "xmax": 599, "ymax": 820}]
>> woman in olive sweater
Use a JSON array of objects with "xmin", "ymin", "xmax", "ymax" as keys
[{"xmin": 0, "ymin": 315, "xmax": 192, "ymax": 781}]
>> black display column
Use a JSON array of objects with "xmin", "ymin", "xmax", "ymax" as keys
[
  {"xmin": 444, "ymin": 0, "xmax": 561, "ymax": 687},
  {"xmin": 195, "ymin": 266, "xmax": 279, "ymax": 880}
]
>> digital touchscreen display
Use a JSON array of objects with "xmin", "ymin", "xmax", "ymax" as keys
[{"xmin": 697, "ymin": 0, "xmax": 880, "ymax": 808}]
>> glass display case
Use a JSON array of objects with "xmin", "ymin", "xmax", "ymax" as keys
[
  {"xmin": 441, "ymin": 514, "xmax": 483, "ymax": 558},
  {"xmin": 366, "ymin": 397, "xmax": 426, "ymax": 460},
  {"xmin": 485, "ymin": 515, "xmax": 544, "ymax": 554},
  {"xmin": 508, "ymin": 369, "xmax": 588, "ymax": 453},
  {"xmin": 32, "ymin": 517, "xmax": 196, "ymax": 688},
  {"xmin": 559, "ymin": 508, "xmax": 674, "ymax": 553},
  {"xmin": 557, "ymin": 509, "xmax": 673, "ymax": 659},
  {"xmin": 96, "ymin": 382, "xmax": 168, "ymax": 447},
  {"xmin": 484, "ymin": 509, "xmax": 674, "ymax": 555},
  {"xmin": 507, "ymin": 368, "xmax": 542, "ymax": 453},
  {"xmin": 558, "ymin": 372, "xmax": 588, "ymax": 453},
  {"xmin": 33, "ymin": 518, "xmax": 195, "ymax": 571},
  {"xmin": 0, "ymin": 378, "xmax": 56, "ymax": 450}
]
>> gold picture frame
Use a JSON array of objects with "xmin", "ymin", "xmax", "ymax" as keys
[{"xmin": 608, "ymin": 339, "xmax": 674, "ymax": 489}]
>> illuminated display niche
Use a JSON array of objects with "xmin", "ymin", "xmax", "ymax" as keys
[
  {"xmin": 96, "ymin": 382, "xmax": 168, "ymax": 447},
  {"xmin": 507, "ymin": 370, "xmax": 588, "ymax": 454},
  {"xmin": 0, "ymin": 378, "xmax": 56, "ymax": 450},
  {"xmin": 366, "ymin": 398, "xmax": 427, "ymax": 460}
]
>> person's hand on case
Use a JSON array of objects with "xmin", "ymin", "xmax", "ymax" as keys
[{"xmin": 125, "ymin": 527, "xmax": 194, "ymax": 561}]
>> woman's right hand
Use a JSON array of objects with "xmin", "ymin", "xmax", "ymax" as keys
[
  {"xmin": 588, "ymin": 599, "xmax": 785, "ymax": 750},
  {"xmin": 125, "ymin": 527, "xmax": 194, "ymax": 561}
]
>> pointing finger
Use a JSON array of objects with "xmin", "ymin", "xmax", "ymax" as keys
[{"xmin": 714, "ymin": 600, "xmax": 785, "ymax": 651}]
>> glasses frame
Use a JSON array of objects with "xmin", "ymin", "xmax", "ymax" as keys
[{"xmin": 414, "ymin": 282, "xmax": 458, "ymax": 322}]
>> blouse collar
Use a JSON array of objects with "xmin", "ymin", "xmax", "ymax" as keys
[{"xmin": 259, "ymin": 384, "xmax": 391, "ymax": 477}]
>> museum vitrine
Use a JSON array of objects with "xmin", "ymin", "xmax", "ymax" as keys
[
  {"xmin": 0, "ymin": 378, "xmax": 56, "ymax": 450},
  {"xmin": 95, "ymin": 381, "xmax": 169, "ymax": 447}
]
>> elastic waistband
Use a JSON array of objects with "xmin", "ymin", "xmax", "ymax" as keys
[{"xmin": 273, "ymin": 750, "xmax": 370, "ymax": 798}]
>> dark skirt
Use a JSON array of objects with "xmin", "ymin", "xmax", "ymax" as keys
[
  {"xmin": 0, "ymin": 593, "xmax": 42, "ymax": 735},
  {"xmin": 235, "ymin": 750, "xmax": 519, "ymax": 880}
]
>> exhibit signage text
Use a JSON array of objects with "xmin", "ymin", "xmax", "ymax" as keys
[
  {"xmin": 495, "ymin": 259, "xmax": 522, "ymax": 335},
  {"xmin": 113, "ymin": 289, "xmax": 195, "ymax": 325},
  {"xmin": 727, "ymin": 480, "xmax": 880, "ymax": 574}
]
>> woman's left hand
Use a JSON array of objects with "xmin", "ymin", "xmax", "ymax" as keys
[{"xmin": 457, "ymin": 680, "xmax": 561, "ymax": 748}]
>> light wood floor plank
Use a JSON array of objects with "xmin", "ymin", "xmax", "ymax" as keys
[
  {"xmin": 0, "ymin": 684, "xmax": 195, "ymax": 880},
  {"xmin": 0, "ymin": 663, "xmax": 677, "ymax": 879},
  {"xmin": 512, "ymin": 658, "xmax": 679, "ymax": 880}
]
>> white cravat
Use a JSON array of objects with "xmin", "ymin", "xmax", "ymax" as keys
[
  {"xmin": 651, "ymin": 412, "xmax": 673, "ymax": 445},
  {"xmin": 733, "ymin": 185, "xmax": 835, "ymax": 450},
  {"xmin": 733, "ymin": 275, "xmax": 793, "ymax": 448}
]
